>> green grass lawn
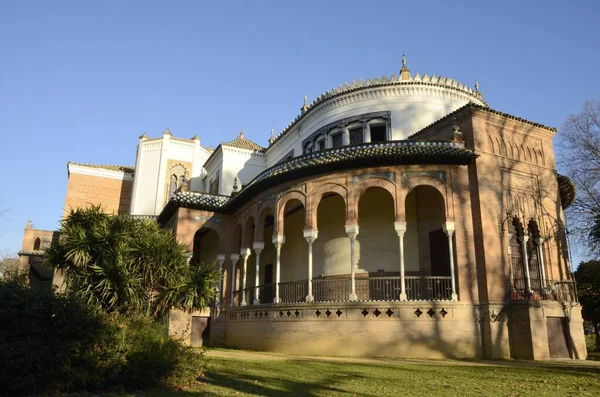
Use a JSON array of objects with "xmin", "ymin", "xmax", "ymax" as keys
[{"xmin": 125, "ymin": 351, "xmax": 600, "ymax": 397}]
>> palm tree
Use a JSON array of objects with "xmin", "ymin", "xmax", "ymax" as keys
[{"xmin": 45, "ymin": 206, "xmax": 219, "ymax": 319}]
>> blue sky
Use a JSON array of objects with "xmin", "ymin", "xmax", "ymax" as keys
[{"xmin": 0, "ymin": 1, "xmax": 599, "ymax": 258}]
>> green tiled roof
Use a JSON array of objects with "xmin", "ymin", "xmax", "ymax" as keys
[
  {"xmin": 158, "ymin": 140, "xmax": 475, "ymax": 223},
  {"xmin": 223, "ymin": 136, "xmax": 264, "ymax": 152}
]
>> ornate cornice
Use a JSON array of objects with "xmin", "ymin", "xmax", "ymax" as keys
[{"xmin": 267, "ymin": 75, "xmax": 486, "ymax": 150}]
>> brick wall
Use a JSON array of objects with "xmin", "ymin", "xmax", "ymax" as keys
[{"xmin": 63, "ymin": 173, "xmax": 132, "ymax": 216}]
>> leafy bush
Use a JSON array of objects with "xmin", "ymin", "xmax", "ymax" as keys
[{"xmin": 0, "ymin": 277, "xmax": 205, "ymax": 395}]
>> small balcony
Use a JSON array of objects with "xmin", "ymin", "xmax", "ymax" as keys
[
  {"xmin": 510, "ymin": 279, "xmax": 577, "ymax": 302},
  {"xmin": 231, "ymin": 275, "xmax": 453, "ymax": 307}
]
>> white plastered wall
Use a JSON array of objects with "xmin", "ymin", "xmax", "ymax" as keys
[
  {"xmin": 130, "ymin": 135, "xmax": 210, "ymax": 215},
  {"xmin": 220, "ymin": 146, "xmax": 266, "ymax": 196},
  {"xmin": 265, "ymin": 85, "xmax": 483, "ymax": 167}
]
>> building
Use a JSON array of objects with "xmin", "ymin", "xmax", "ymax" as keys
[{"xmin": 19, "ymin": 58, "xmax": 586, "ymax": 360}]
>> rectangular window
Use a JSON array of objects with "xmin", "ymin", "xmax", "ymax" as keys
[
  {"xmin": 332, "ymin": 134, "xmax": 343, "ymax": 148},
  {"xmin": 370, "ymin": 124, "xmax": 386, "ymax": 142},
  {"xmin": 209, "ymin": 173, "xmax": 219, "ymax": 195},
  {"xmin": 316, "ymin": 140, "xmax": 325, "ymax": 151},
  {"xmin": 349, "ymin": 127, "xmax": 363, "ymax": 146}
]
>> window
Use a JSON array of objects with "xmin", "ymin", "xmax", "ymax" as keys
[
  {"xmin": 370, "ymin": 124, "xmax": 386, "ymax": 142},
  {"xmin": 349, "ymin": 127, "xmax": 363, "ymax": 146},
  {"xmin": 316, "ymin": 140, "xmax": 325, "ymax": 151},
  {"xmin": 209, "ymin": 172, "xmax": 219, "ymax": 195},
  {"xmin": 332, "ymin": 133, "xmax": 343, "ymax": 148},
  {"xmin": 33, "ymin": 237, "xmax": 41, "ymax": 250}
]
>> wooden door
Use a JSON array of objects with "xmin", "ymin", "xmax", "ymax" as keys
[
  {"xmin": 429, "ymin": 229, "xmax": 450, "ymax": 276},
  {"xmin": 546, "ymin": 317, "xmax": 570, "ymax": 358}
]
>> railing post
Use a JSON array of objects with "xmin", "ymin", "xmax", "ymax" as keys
[
  {"xmin": 394, "ymin": 221, "xmax": 407, "ymax": 301},
  {"xmin": 240, "ymin": 248, "xmax": 251, "ymax": 306},
  {"xmin": 345, "ymin": 224, "xmax": 359, "ymax": 301},
  {"xmin": 216, "ymin": 254, "xmax": 225, "ymax": 308},
  {"xmin": 272, "ymin": 235, "xmax": 285, "ymax": 304},
  {"xmin": 442, "ymin": 222, "xmax": 458, "ymax": 301},
  {"xmin": 252, "ymin": 242, "xmax": 264, "ymax": 305},
  {"xmin": 229, "ymin": 254, "xmax": 240, "ymax": 307},
  {"xmin": 520, "ymin": 235, "xmax": 532, "ymax": 295},
  {"xmin": 303, "ymin": 229, "xmax": 318, "ymax": 302}
]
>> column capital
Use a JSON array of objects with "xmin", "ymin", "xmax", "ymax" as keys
[
  {"xmin": 253, "ymin": 242, "xmax": 265, "ymax": 252},
  {"xmin": 229, "ymin": 253, "xmax": 240, "ymax": 262},
  {"xmin": 394, "ymin": 221, "xmax": 407, "ymax": 236},
  {"xmin": 534, "ymin": 237, "xmax": 544, "ymax": 245},
  {"xmin": 521, "ymin": 235, "xmax": 530, "ymax": 243},
  {"xmin": 272, "ymin": 234, "xmax": 286, "ymax": 245},
  {"xmin": 216, "ymin": 254, "xmax": 226, "ymax": 265},
  {"xmin": 240, "ymin": 248, "xmax": 251, "ymax": 257},
  {"xmin": 303, "ymin": 229, "xmax": 318, "ymax": 243},
  {"xmin": 442, "ymin": 221, "xmax": 455, "ymax": 236},
  {"xmin": 345, "ymin": 224, "xmax": 359, "ymax": 238}
]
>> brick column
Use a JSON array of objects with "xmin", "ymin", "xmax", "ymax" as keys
[
  {"xmin": 272, "ymin": 235, "xmax": 285, "ymax": 304},
  {"xmin": 252, "ymin": 242, "xmax": 264, "ymax": 305},
  {"xmin": 442, "ymin": 222, "xmax": 458, "ymax": 301},
  {"xmin": 345, "ymin": 224, "xmax": 359, "ymax": 301},
  {"xmin": 303, "ymin": 229, "xmax": 318, "ymax": 302},
  {"xmin": 229, "ymin": 254, "xmax": 240, "ymax": 308},
  {"xmin": 394, "ymin": 221, "xmax": 407, "ymax": 301},
  {"xmin": 240, "ymin": 248, "xmax": 251, "ymax": 306}
]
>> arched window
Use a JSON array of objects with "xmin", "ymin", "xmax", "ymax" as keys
[{"xmin": 33, "ymin": 237, "xmax": 41, "ymax": 250}]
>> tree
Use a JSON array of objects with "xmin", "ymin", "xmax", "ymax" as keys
[
  {"xmin": 559, "ymin": 99, "xmax": 600, "ymax": 253},
  {"xmin": 0, "ymin": 252, "xmax": 19, "ymax": 279},
  {"xmin": 574, "ymin": 260, "xmax": 600, "ymax": 351},
  {"xmin": 44, "ymin": 206, "xmax": 219, "ymax": 319}
]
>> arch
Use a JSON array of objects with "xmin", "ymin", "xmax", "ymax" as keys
[
  {"xmin": 33, "ymin": 237, "xmax": 41, "ymax": 251},
  {"xmin": 404, "ymin": 185, "xmax": 449, "ymax": 293},
  {"xmin": 356, "ymin": 187, "xmax": 398, "ymax": 274},
  {"xmin": 310, "ymin": 183, "xmax": 348, "ymax": 228},
  {"xmin": 352, "ymin": 177, "xmax": 397, "ymax": 222},
  {"xmin": 488, "ymin": 136, "xmax": 496, "ymax": 154},
  {"xmin": 276, "ymin": 190, "xmax": 307, "ymax": 232},
  {"xmin": 243, "ymin": 216, "xmax": 256, "ymax": 249},
  {"xmin": 500, "ymin": 138, "xmax": 507, "ymax": 157},
  {"xmin": 279, "ymin": 197, "xmax": 307, "ymax": 283},
  {"xmin": 402, "ymin": 177, "xmax": 448, "ymax": 220},
  {"xmin": 192, "ymin": 227, "xmax": 220, "ymax": 267},
  {"xmin": 256, "ymin": 201, "xmax": 275, "ymax": 242}
]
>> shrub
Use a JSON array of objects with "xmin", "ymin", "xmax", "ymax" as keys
[{"xmin": 0, "ymin": 277, "xmax": 205, "ymax": 395}]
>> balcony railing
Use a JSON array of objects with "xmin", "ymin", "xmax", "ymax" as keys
[
  {"xmin": 510, "ymin": 279, "xmax": 577, "ymax": 302},
  {"xmin": 232, "ymin": 276, "xmax": 453, "ymax": 306}
]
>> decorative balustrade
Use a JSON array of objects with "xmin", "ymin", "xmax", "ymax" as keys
[
  {"xmin": 232, "ymin": 276, "xmax": 453, "ymax": 306},
  {"xmin": 510, "ymin": 278, "xmax": 577, "ymax": 302}
]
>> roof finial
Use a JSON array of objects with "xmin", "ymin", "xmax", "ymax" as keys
[
  {"xmin": 268, "ymin": 128, "xmax": 276, "ymax": 145},
  {"xmin": 25, "ymin": 219, "xmax": 33, "ymax": 230},
  {"xmin": 451, "ymin": 117, "xmax": 464, "ymax": 144},
  {"xmin": 239, "ymin": 128, "xmax": 244, "ymax": 139},
  {"xmin": 301, "ymin": 95, "xmax": 309, "ymax": 113},
  {"xmin": 474, "ymin": 80, "xmax": 479, "ymax": 92},
  {"xmin": 232, "ymin": 176, "xmax": 239, "ymax": 192},
  {"xmin": 400, "ymin": 54, "xmax": 410, "ymax": 81}
]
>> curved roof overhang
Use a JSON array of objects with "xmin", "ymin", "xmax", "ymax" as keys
[{"xmin": 157, "ymin": 140, "xmax": 476, "ymax": 224}]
